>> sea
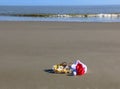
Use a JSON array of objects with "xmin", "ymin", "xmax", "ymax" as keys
[{"xmin": 0, "ymin": 5, "xmax": 120, "ymax": 22}]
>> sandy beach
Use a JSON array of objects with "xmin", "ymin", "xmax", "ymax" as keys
[{"xmin": 0, "ymin": 21, "xmax": 120, "ymax": 89}]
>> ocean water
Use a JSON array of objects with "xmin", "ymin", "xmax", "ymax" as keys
[{"xmin": 0, "ymin": 5, "xmax": 120, "ymax": 22}]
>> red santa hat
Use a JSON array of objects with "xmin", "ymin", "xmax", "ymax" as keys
[{"xmin": 72, "ymin": 60, "xmax": 87, "ymax": 76}]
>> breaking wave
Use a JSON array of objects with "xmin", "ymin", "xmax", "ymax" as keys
[{"xmin": 1, "ymin": 13, "xmax": 120, "ymax": 18}]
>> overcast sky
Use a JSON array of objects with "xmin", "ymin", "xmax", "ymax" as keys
[{"xmin": 0, "ymin": 0, "xmax": 120, "ymax": 6}]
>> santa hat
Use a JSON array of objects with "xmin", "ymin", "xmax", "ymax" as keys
[{"xmin": 71, "ymin": 60, "xmax": 87, "ymax": 76}]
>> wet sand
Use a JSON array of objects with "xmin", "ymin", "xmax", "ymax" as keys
[{"xmin": 0, "ymin": 22, "xmax": 120, "ymax": 89}]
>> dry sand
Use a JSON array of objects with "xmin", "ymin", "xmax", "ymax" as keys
[{"xmin": 0, "ymin": 22, "xmax": 120, "ymax": 89}]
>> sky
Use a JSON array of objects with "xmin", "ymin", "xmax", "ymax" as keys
[{"xmin": 0, "ymin": 0, "xmax": 120, "ymax": 6}]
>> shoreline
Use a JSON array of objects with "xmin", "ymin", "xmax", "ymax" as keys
[{"xmin": 1, "ymin": 20, "xmax": 120, "ymax": 23}]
